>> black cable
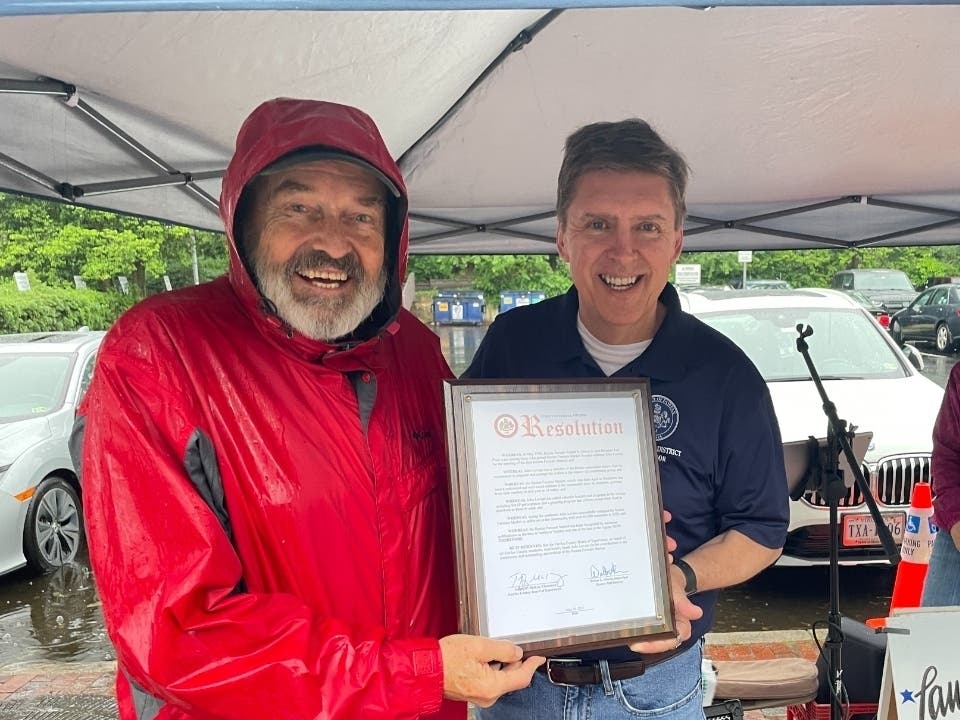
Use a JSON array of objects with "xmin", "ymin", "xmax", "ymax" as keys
[{"xmin": 811, "ymin": 620, "xmax": 851, "ymax": 720}]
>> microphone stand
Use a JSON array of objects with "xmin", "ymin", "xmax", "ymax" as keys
[{"xmin": 794, "ymin": 324, "xmax": 899, "ymax": 720}]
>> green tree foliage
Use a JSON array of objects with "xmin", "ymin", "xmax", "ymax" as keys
[
  {"xmin": 411, "ymin": 246, "xmax": 960, "ymax": 299},
  {"xmin": 153, "ymin": 230, "xmax": 229, "ymax": 292},
  {"xmin": 0, "ymin": 193, "xmax": 227, "ymax": 298},
  {"xmin": 679, "ymin": 246, "xmax": 960, "ymax": 288},
  {"xmin": 4, "ymin": 190, "xmax": 959, "ymax": 331}
]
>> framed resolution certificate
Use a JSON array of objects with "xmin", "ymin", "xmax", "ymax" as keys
[{"xmin": 442, "ymin": 379, "xmax": 676, "ymax": 656}]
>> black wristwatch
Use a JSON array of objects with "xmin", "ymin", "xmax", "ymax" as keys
[{"xmin": 674, "ymin": 558, "xmax": 698, "ymax": 596}]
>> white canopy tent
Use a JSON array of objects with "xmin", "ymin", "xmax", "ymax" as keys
[{"xmin": 0, "ymin": 2, "xmax": 958, "ymax": 254}]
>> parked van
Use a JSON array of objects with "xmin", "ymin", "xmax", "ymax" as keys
[{"xmin": 830, "ymin": 269, "xmax": 917, "ymax": 311}]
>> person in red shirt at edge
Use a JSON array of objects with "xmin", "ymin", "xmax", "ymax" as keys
[{"xmin": 71, "ymin": 98, "xmax": 545, "ymax": 720}]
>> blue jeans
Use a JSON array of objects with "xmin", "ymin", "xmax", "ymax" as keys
[
  {"xmin": 921, "ymin": 531, "xmax": 960, "ymax": 606},
  {"xmin": 478, "ymin": 643, "xmax": 704, "ymax": 720}
]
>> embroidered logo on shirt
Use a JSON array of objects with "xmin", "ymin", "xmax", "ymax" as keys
[{"xmin": 651, "ymin": 394, "xmax": 679, "ymax": 441}]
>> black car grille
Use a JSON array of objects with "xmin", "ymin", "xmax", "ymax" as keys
[{"xmin": 802, "ymin": 455, "xmax": 931, "ymax": 508}]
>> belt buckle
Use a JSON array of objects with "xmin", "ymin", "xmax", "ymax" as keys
[{"xmin": 545, "ymin": 657, "xmax": 582, "ymax": 687}]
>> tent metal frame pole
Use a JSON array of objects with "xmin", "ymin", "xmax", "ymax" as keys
[
  {"xmin": 409, "ymin": 213, "xmax": 475, "ymax": 230},
  {"xmin": 687, "ymin": 196, "xmax": 856, "ymax": 232},
  {"xmin": 410, "ymin": 245, "xmax": 550, "ymax": 256},
  {"xmin": 855, "ymin": 217, "xmax": 960, "ymax": 247},
  {"xmin": 685, "ymin": 217, "xmax": 851, "ymax": 247},
  {"xmin": 685, "ymin": 217, "xmax": 726, "ymax": 231},
  {"xmin": 410, "ymin": 210, "xmax": 557, "ymax": 246},
  {"xmin": 0, "ymin": 151, "xmax": 62, "ymax": 194},
  {"xmin": 865, "ymin": 197, "xmax": 960, "ymax": 218},
  {"xmin": 0, "ymin": 75, "xmax": 220, "ymax": 211},
  {"xmin": 734, "ymin": 224, "xmax": 851, "ymax": 248},
  {"xmin": 0, "ymin": 78, "xmax": 74, "ymax": 96},
  {"xmin": 3, "ymin": 73, "xmax": 958, "ymax": 250},
  {"xmin": 72, "ymin": 99, "xmax": 182, "ymax": 175},
  {"xmin": 408, "ymin": 193, "xmax": 960, "ymax": 251},
  {"xmin": 410, "ymin": 226, "xmax": 551, "ymax": 245},
  {"xmin": 409, "ymin": 235, "xmax": 554, "ymax": 254},
  {"xmin": 486, "ymin": 228, "xmax": 555, "ymax": 243},
  {"xmin": 398, "ymin": 9, "xmax": 562, "ymax": 169},
  {"xmin": 731, "ymin": 196, "xmax": 855, "ymax": 224},
  {"xmin": 411, "ymin": 210, "xmax": 557, "ymax": 232},
  {"xmin": 410, "ymin": 227, "xmax": 477, "ymax": 243},
  {"xmin": 491, "ymin": 210, "xmax": 557, "ymax": 226},
  {"xmin": 71, "ymin": 98, "xmax": 220, "ymax": 209},
  {"xmin": 78, "ymin": 170, "xmax": 224, "ymax": 197}
]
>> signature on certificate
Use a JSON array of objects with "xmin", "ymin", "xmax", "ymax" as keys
[
  {"xmin": 509, "ymin": 571, "xmax": 568, "ymax": 592},
  {"xmin": 589, "ymin": 562, "xmax": 629, "ymax": 584}
]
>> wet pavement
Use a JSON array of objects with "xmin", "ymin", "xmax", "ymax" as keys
[
  {"xmin": 0, "ymin": 556, "xmax": 112, "ymax": 668},
  {"xmin": 713, "ymin": 565, "xmax": 895, "ymax": 632},
  {"xmin": 914, "ymin": 347, "xmax": 955, "ymax": 387},
  {"xmin": 0, "ymin": 558, "xmax": 116, "ymax": 717},
  {"xmin": 437, "ymin": 324, "xmax": 485, "ymax": 376}
]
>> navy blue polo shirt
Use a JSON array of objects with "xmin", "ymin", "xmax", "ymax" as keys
[{"xmin": 463, "ymin": 283, "xmax": 789, "ymax": 661}]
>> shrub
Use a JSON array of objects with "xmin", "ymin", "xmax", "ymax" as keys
[{"xmin": 0, "ymin": 283, "xmax": 133, "ymax": 333}]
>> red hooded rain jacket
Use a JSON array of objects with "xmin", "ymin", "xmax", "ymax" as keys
[{"xmin": 76, "ymin": 98, "xmax": 461, "ymax": 720}]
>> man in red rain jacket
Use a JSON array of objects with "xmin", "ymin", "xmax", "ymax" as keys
[{"xmin": 73, "ymin": 98, "xmax": 543, "ymax": 720}]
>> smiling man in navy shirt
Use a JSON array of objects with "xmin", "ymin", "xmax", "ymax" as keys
[{"xmin": 465, "ymin": 119, "xmax": 789, "ymax": 720}]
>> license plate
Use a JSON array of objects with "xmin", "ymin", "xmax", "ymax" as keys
[{"xmin": 841, "ymin": 511, "xmax": 905, "ymax": 547}]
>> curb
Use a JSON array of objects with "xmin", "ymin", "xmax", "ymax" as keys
[
  {"xmin": 0, "ymin": 661, "xmax": 116, "ymax": 676},
  {"xmin": 706, "ymin": 629, "xmax": 816, "ymax": 646}
]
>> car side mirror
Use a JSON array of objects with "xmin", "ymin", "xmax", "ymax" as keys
[{"xmin": 901, "ymin": 343, "xmax": 924, "ymax": 372}]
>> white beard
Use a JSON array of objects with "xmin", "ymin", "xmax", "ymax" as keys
[{"xmin": 253, "ymin": 249, "xmax": 388, "ymax": 342}]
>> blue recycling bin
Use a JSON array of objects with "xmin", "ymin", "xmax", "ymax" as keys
[
  {"xmin": 432, "ymin": 290, "xmax": 485, "ymax": 325},
  {"xmin": 498, "ymin": 290, "xmax": 546, "ymax": 315}
]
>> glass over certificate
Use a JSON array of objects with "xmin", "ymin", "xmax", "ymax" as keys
[{"xmin": 442, "ymin": 379, "xmax": 675, "ymax": 656}]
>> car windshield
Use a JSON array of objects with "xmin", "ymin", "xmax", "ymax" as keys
[
  {"xmin": 696, "ymin": 307, "xmax": 908, "ymax": 381},
  {"xmin": 855, "ymin": 272, "xmax": 914, "ymax": 291},
  {"xmin": 0, "ymin": 353, "xmax": 75, "ymax": 421}
]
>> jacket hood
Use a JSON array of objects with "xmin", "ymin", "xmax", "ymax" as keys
[{"xmin": 219, "ymin": 98, "xmax": 408, "ymax": 345}]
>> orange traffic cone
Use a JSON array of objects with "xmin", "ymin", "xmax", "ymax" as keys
[{"xmin": 866, "ymin": 481, "xmax": 938, "ymax": 629}]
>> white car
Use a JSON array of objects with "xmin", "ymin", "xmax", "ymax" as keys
[
  {"xmin": 0, "ymin": 330, "xmax": 104, "ymax": 577},
  {"xmin": 679, "ymin": 288, "xmax": 944, "ymax": 566}
]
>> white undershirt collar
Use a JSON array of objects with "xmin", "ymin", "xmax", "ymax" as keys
[{"xmin": 576, "ymin": 314, "xmax": 652, "ymax": 376}]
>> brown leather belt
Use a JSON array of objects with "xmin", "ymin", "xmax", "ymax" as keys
[{"xmin": 538, "ymin": 647, "xmax": 685, "ymax": 686}]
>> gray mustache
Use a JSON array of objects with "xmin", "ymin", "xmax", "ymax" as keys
[{"xmin": 288, "ymin": 249, "xmax": 363, "ymax": 278}]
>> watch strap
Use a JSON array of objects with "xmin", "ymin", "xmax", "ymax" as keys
[{"xmin": 674, "ymin": 557, "xmax": 698, "ymax": 596}]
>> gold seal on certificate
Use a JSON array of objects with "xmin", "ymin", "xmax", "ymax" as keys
[{"xmin": 442, "ymin": 379, "xmax": 676, "ymax": 656}]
